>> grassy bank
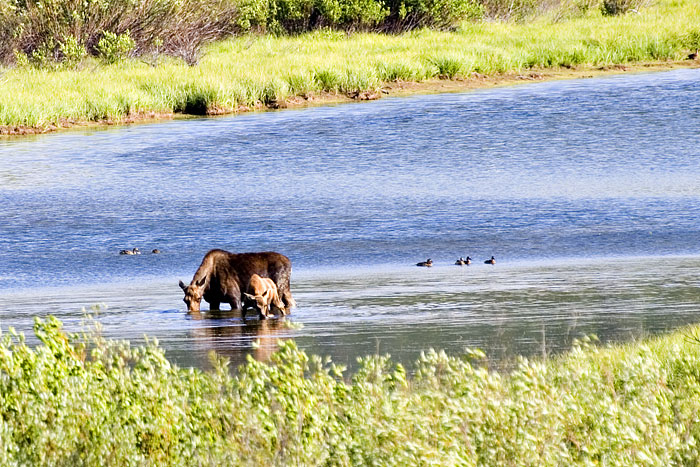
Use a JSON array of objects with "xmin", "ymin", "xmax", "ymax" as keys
[
  {"xmin": 3, "ymin": 316, "xmax": 700, "ymax": 464},
  {"xmin": 1, "ymin": 0, "xmax": 699, "ymax": 134}
]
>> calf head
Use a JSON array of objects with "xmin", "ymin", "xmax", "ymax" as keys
[
  {"xmin": 243, "ymin": 289, "xmax": 272, "ymax": 318},
  {"xmin": 179, "ymin": 277, "xmax": 206, "ymax": 312}
]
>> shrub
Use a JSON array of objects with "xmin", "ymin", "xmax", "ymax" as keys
[
  {"xmin": 600, "ymin": 0, "xmax": 649, "ymax": 16},
  {"xmin": 59, "ymin": 35, "xmax": 88, "ymax": 68},
  {"xmin": 96, "ymin": 31, "xmax": 135, "ymax": 64},
  {"xmin": 268, "ymin": 0, "xmax": 316, "ymax": 33},
  {"xmin": 326, "ymin": 0, "xmax": 389, "ymax": 30},
  {"xmin": 480, "ymin": 0, "xmax": 538, "ymax": 21},
  {"xmin": 0, "ymin": 0, "xmax": 242, "ymax": 66},
  {"xmin": 384, "ymin": 0, "xmax": 483, "ymax": 30}
]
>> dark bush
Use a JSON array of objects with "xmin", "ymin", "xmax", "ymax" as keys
[
  {"xmin": 600, "ymin": 0, "xmax": 648, "ymax": 16},
  {"xmin": 479, "ymin": 0, "xmax": 538, "ymax": 21},
  {"xmin": 0, "ymin": 0, "xmax": 242, "ymax": 66}
]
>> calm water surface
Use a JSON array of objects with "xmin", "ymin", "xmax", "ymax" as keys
[{"xmin": 1, "ymin": 69, "xmax": 700, "ymax": 370}]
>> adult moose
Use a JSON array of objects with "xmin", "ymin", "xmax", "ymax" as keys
[{"xmin": 179, "ymin": 249, "xmax": 295, "ymax": 313}]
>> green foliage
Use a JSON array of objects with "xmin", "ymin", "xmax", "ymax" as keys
[
  {"xmin": 96, "ymin": 31, "xmax": 135, "ymax": 64},
  {"xmin": 59, "ymin": 35, "xmax": 87, "ymax": 68},
  {"xmin": 268, "ymin": 0, "xmax": 316, "ymax": 33},
  {"xmin": 4, "ymin": 317, "xmax": 700, "ymax": 464},
  {"xmin": 387, "ymin": 0, "xmax": 484, "ymax": 30},
  {"xmin": 317, "ymin": 0, "xmax": 390, "ymax": 29}
]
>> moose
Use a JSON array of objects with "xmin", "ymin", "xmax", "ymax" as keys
[{"xmin": 179, "ymin": 249, "xmax": 296, "ymax": 314}]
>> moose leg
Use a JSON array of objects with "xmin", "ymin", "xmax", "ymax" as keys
[
  {"xmin": 229, "ymin": 296, "xmax": 241, "ymax": 312},
  {"xmin": 281, "ymin": 290, "xmax": 296, "ymax": 311},
  {"xmin": 208, "ymin": 300, "xmax": 220, "ymax": 311},
  {"xmin": 271, "ymin": 269, "xmax": 295, "ymax": 310}
]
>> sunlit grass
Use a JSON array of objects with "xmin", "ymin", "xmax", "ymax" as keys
[{"xmin": 1, "ymin": 0, "xmax": 699, "ymax": 129}]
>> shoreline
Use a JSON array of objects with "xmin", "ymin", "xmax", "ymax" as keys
[{"xmin": 2, "ymin": 60, "xmax": 698, "ymax": 137}]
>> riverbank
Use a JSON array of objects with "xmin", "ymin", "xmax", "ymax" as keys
[
  {"xmin": 3, "ymin": 316, "xmax": 700, "ymax": 464},
  {"xmin": 4, "ymin": 60, "xmax": 698, "ymax": 136},
  {"xmin": 1, "ymin": 0, "xmax": 699, "ymax": 136}
]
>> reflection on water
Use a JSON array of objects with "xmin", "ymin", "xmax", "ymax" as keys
[
  {"xmin": 1, "ymin": 69, "xmax": 700, "ymax": 370},
  {"xmin": 188, "ymin": 310, "xmax": 290, "ymax": 368}
]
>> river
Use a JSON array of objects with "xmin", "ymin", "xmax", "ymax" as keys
[{"xmin": 1, "ymin": 68, "xmax": 699, "ymax": 370}]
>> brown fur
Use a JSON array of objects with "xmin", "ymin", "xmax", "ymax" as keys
[
  {"xmin": 179, "ymin": 249, "xmax": 296, "ymax": 313},
  {"xmin": 243, "ymin": 274, "xmax": 286, "ymax": 319}
]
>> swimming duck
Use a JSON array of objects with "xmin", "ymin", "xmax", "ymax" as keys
[
  {"xmin": 484, "ymin": 256, "xmax": 495, "ymax": 265},
  {"xmin": 455, "ymin": 257, "xmax": 466, "ymax": 266},
  {"xmin": 119, "ymin": 247, "xmax": 141, "ymax": 255},
  {"xmin": 416, "ymin": 259, "xmax": 433, "ymax": 267},
  {"xmin": 465, "ymin": 256, "xmax": 472, "ymax": 265},
  {"xmin": 151, "ymin": 249, "xmax": 161, "ymax": 254}
]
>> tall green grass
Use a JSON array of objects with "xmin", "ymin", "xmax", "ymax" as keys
[
  {"xmin": 3, "ymin": 316, "xmax": 700, "ymax": 464},
  {"xmin": 1, "ymin": 0, "xmax": 699, "ymax": 130}
]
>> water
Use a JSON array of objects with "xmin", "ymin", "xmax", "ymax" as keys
[{"xmin": 1, "ymin": 68, "xmax": 700, "ymax": 371}]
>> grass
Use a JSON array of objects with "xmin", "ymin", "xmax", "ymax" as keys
[
  {"xmin": 1, "ymin": 0, "xmax": 699, "ymax": 131},
  {"xmin": 4, "ymin": 316, "xmax": 700, "ymax": 464}
]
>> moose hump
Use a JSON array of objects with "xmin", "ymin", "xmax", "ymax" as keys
[{"xmin": 179, "ymin": 249, "xmax": 296, "ymax": 313}]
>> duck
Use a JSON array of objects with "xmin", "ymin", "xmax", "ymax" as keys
[
  {"xmin": 151, "ymin": 249, "xmax": 161, "ymax": 254},
  {"xmin": 455, "ymin": 257, "xmax": 466, "ymax": 266},
  {"xmin": 465, "ymin": 256, "xmax": 472, "ymax": 265},
  {"xmin": 484, "ymin": 256, "xmax": 495, "ymax": 265},
  {"xmin": 416, "ymin": 259, "xmax": 433, "ymax": 267},
  {"xmin": 119, "ymin": 247, "xmax": 141, "ymax": 255}
]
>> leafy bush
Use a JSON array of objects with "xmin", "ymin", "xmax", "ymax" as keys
[
  {"xmin": 96, "ymin": 31, "xmax": 135, "ymax": 64},
  {"xmin": 4, "ymin": 317, "xmax": 700, "ymax": 464},
  {"xmin": 316, "ymin": 0, "xmax": 390, "ymax": 30},
  {"xmin": 384, "ymin": 0, "xmax": 484, "ymax": 30},
  {"xmin": 268, "ymin": 0, "xmax": 316, "ymax": 33},
  {"xmin": 59, "ymin": 35, "xmax": 88, "ymax": 68}
]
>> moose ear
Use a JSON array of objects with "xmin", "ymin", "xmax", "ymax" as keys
[
  {"xmin": 243, "ymin": 293, "xmax": 255, "ymax": 302},
  {"xmin": 179, "ymin": 280, "xmax": 187, "ymax": 291},
  {"xmin": 195, "ymin": 277, "xmax": 206, "ymax": 287}
]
